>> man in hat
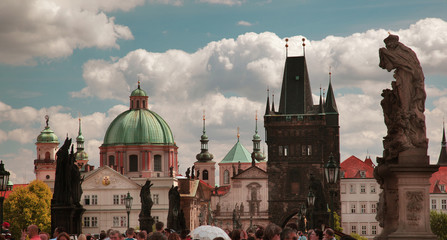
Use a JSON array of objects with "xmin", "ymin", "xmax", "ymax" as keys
[{"xmin": 1, "ymin": 222, "xmax": 11, "ymax": 239}]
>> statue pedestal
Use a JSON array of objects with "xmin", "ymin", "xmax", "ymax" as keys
[
  {"xmin": 51, "ymin": 204, "xmax": 85, "ymax": 235},
  {"xmin": 375, "ymin": 151, "xmax": 438, "ymax": 240},
  {"xmin": 139, "ymin": 215, "xmax": 155, "ymax": 233}
]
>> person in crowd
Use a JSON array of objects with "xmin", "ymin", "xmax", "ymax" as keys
[
  {"xmin": 213, "ymin": 238, "xmax": 224, "ymax": 240},
  {"xmin": 148, "ymin": 232, "xmax": 166, "ymax": 240},
  {"xmin": 340, "ymin": 236, "xmax": 355, "ymax": 240},
  {"xmin": 109, "ymin": 230, "xmax": 121, "ymax": 240},
  {"xmin": 279, "ymin": 227, "xmax": 296, "ymax": 240},
  {"xmin": 1, "ymin": 222, "xmax": 11, "ymax": 239},
  {"xmin": 56, "ymin": 233, "xmax": 70, "ymax": 240},
  {"xmin": 78, "ymin": 234, "xmax": 87, "ymax": 240},
  {"xmin": 99, "ymin": 231, "xmax": 107, "ymax": 240},
  {"xmin": 167, "ymin": 233, "xmax": 180, "ymax": 240},
  {"xmin": 230, "ymin": 229, "xmax": 241, "ymax": 240},
  {"xmin": 21, "ymin": 225, "xmax": 40, "ymax": 240},
  {"xmin": 307, "ymin": 230, "xmax": 317, "ymax": 240},
  {"xmin": 179, "ymin": 230, "xmax": 190, "ymax": 240},
  {"xmin": 136, "ymin": 231, "xmax": 146, "ymax": 240},
  {"xmin": 263, "ymin": 224, "xmax": 281, "ymax": 240},
  {"xmin": 50, "ymin": 227, "xmax": 66, "ymax": 240},
  {"xmin": 125, "ymin": 228, "xmax": 136, "ymax": 240},
  {"xmin": 255, "ymin": 229, "xmax": 263, "ymax": 240},
  {"xmin": 322, "ymin": 229, "xmax": 335, "ymax": 240},
  {"xmin": 155, "ymin": 223, "xmax": 164, "ymax": 233},
  {"xmin": 284, "ymin": 224, "xmax": 298, "ymax": 233},
  {"xmin": 39, "ymin": 232, "xmax": 50, "ymax": 240},
  {"xmin": 297, "ymin": 231, "xmax": 306, "ymax": 240}
]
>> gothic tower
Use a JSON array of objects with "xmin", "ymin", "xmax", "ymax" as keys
[
  {"xmin": 75, "ymin": 117, "xmax": 89, "ymax": 169},
  {"xmin": 194, "ymin": 112, "xmax": 216, "ymax": 186},
  {"xmin": 264, "ymin": 41, "xmax": 340, "ymax": 227}
]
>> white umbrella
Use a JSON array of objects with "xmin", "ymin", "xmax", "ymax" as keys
[{"xmin": 190, "ymin": 225, "xmax": 231, "ymax": 240}]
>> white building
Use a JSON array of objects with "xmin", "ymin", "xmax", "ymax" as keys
[{"xmin": 340, "ymin": 155, "xmax": 382, "ymax": 240}]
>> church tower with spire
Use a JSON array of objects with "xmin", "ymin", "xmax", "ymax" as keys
[
  {"xmin": 75, "ymin": 117, "xmax": 89, "ymax": 169},
  {"xmin": 194, "ymin": 112, "xmax": 216, "ymax": 187},
  {"xmin": 264, "ymin": 38, "xmax": 340, "ymax": 227},
  {"xmin": 34, "ymin": 115, "xmax": 59, "ymax": 190}
]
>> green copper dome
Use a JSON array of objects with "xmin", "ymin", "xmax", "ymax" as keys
[
  {"xmin": 37, "ymin": 126, "xmax": 59, "ymax": 143},
  {"xmin": 76, "ymin": 151, "xmax": 89, "ymax": 160},
  {"xmin": 131, "ymin": 88, "xmax": 147, "ymax": 97},
  {"xmin": 103, "ymin": 109, "xmax": 175, "ymax": 146},
  {"xmin": 221, "ymin": 140, "xmax": 252, "ymax": 163}
]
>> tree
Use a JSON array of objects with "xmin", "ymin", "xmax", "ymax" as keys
[
  {"xmin": 4, "ymin": 180, "xmax": 52, "ymax": 239},
  {"xmin": 350, "ymin": 233, "xmax": 368, "ymax": 240},
  {"xmin": 430, "ymin": 210, "xmax": 447, "ymax": 240}
]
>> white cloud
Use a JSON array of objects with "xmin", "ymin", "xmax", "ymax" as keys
[
  {"xmin": 148, "ymin": 0, "xmax": 184, "ymax": 6},
  {"xmin": 198, "ymin": 0, "xmax": 244, "ymax": 6},
  {"xmin": 0, "ymin": 0, "xmax": 139, "ymax": 65},
  {"xmin": 238, "ymin": 21, "xmax": 252, "ymax": 26}
]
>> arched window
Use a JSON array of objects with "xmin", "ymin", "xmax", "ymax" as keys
[
  {"xmin": 129, "ymin": 155, "xmax": 138, "ymax": 172},
  {"xmin": 203, "ymin": 170, "xmax": 209, "ymax": 180},
  {"xmin": 109, "ymin": 155, "xmax": 115, "ymax": 167},
  {"xmin": 137, "ymin": 100, "xmax": 140, "ymax": 109},
  {"xmin": 154, "ymin": 155, "xmax": 162, "ymax": 171},
  {"xmin": 45, "ymin": 152, "xmax": 51, "ymax": 160},
  {"xmin": 131, "ymin": 100, "xmax": 134, "ymax": 108},
  {"xmin": 224, "ymin": 170, "xmax": 230, "ymax": 184},
  {"xmin": 143, "ymin": 100, "xmax": 146, "ymax": 108}
]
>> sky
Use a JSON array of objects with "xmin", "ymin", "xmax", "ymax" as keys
[{"xmin": 1, "ymin": 0, "xmax": 447, "ymax": 184}]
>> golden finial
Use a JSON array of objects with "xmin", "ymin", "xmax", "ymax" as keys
[
  {"xmin": 137, "ymin": 80, "xmax": 141, "ymax": 89},
  {"xmin": 203, "ymin": 110, "xmax": 205, "ymax": 121},
  {"xmin": 237, "ymin": 127, "xmax": 240, "ymax": 140},
  {"xmin": 255, "ymin": 110, "xmax": 258, "ymax": 121},
  {"xmin": 285, "ymin": 38, "xmax": 289, "ymax": 57}
]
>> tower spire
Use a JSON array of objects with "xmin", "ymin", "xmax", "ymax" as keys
[
  {"xmin": 252, "ymin": 111, "xmax": 265, "ymax": 166},
  {"xmin": 318, "ymin": 85, "xmax": 324, "ymax": 113},
  {"xmin": 271, "ymin": 93, "xmax": 275, "ymax": 112},
  {"xmin": 196, "ymin": 111, "xmax": 213, "ymax": 162},
  {"xmin": 325, "ymin": 68, "xmax": 338, "ymax": 113},
  {"xmin": 438, "ymin": 120, "xmax": 447, "ymax": 166},
  {"xmin": 237, "ymin": 127, "xmax": 240, "ymax": 142},
  {"xmin": 285, "ymin": 38, "xmax": 289, "ymax": 58},
  {"xmin": 265, "ymin": 88, "xmax": 271, "ymax": 115},
  {"xmin": 302, "ymin": 38, "xmax": 306, "ymax": 56}
]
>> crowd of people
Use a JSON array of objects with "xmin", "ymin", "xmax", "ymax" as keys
[{"xmin": 7, "ymin": 221, "xmax": 356, "ymax": 240}]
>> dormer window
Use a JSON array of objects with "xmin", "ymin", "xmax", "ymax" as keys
[
  {"xmin": 359, "ymin": 171, "xmax": 366, "ymax": 178},
  {"xmin": 441, "ymin": 184, "xmax": 445, "ymax": 193}
]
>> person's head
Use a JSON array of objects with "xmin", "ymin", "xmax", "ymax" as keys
[
  {"xmin": 255, "ymin": 229, "xmax": 263, "ymax": 240},
  {"xmin": 148, "ymin": 232, "xmax": 167, "ymax": 240},
  {"xmin": 155, "ymin": 222, "xmax": 164, "ymax": 232},
  {"xmin": 180, "ymin": 230, "xmax": 189, "ymax": 240},
  {"xmin": 27, "ymin": 225, "xmax": 39, "ymax": 237},
  {"xmin": 323, "ymin": 229, "xmax": 334, "ymax": 239},
  {"xmin": 126, "ymin": 228, "xmax": 135, "ymax": 238},
  {"xmin": 78, "ymin": 234, "xmax": 87, "ymax": 240},
  {"xmin": 230, "ymin": 230, "xmax": 241, "ymax": 240},
  {"xmin": 307, "ymin": 230, "xmax": 317, "ymax": 240},
  {"xmin": 280, "ymin": 228, "xmax": 296, "ymax": 240},
  {"xmin": 384, "ymin": 34, "xmax": 399, "ymax": 49},
  {"xmin": 109, "ymin": 230, "xmax": 121, "ymax": 240},
  {"xmin": 99, "ymin": 232, "xmax": 107, "ymax": 240},
  {"xmin": 2, "ymin": 222, "xmax": 10, "ymax": 230},
  {"xmin": 56, "ymin": 232, "xmax": 70, "ymax": 240},
  {"xmin": 167, "ymin": 233, "xmax": 180, "ymax": 240},
  {"xmin": 39, "ymin": 232, "xmax": 50, "ymax": 240},
  {"xmin": 284, "ymin": 223, "xmax": 298, "ymax": 233},
  {"xmin": 53, "ymin": 227, "xmax": 66, "ymax": 238},
  {"xmin": 136, "ymin": 231, "xmax": 147, "ymax": 240},
  {"xmin": 263, "ymin": 224, "xmax": 281, "ymax": 240},
  {"xmin": 213, "ymin": 238, "xmax": 225, "ymax": 240}
]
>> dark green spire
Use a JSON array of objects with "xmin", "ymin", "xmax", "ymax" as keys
[
  {"xmin": 196, "ymin": 112, "xmax": 214, "ymax": 162},
  {"xmin": 438, "ymin": 122, "xmax": 447, "ymax": 166},
  {"xmin": 251, "ymin": 112, "xmax": 265, "ymax": 166},
  {"xmin": 325, "ymin": 72, "xmax": 338, "ymax": 113}
]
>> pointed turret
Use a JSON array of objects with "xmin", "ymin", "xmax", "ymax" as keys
[
  {"xmin": 318, "ymin": 87, "xmax": 325, "ymax": 114},
  {"xmin": 325, "ymin": 72, "xmax": 338, "ymax": 113},
  {"xmin": 265, "ymin": 89, "xmax": 271, "ymax": 115},
  {"xmin": 196, "ymin": 112, "xmax": 214, "ymax": 162},
  {"xmin": 438, "ymin": 123, "xmax": 447, "ymax": 166},
  {"xmin": 75, "ymin": 117, "xmax": 89, "ymax": 168},
  {"xmin": 271, "ymin": 94, "xmax": 275, "ymax": 113},
  {"xmin": 251, "ymin": 112, "xmax": 266, "ymax": 166}
]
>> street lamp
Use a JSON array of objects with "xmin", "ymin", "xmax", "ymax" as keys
[
  {"xmin": 124, "ymin": 192, "xmax": 133, "ymax": 228},
  {"xmin": 0, "ymin": 161, "xmax": 11, "ymax": 224},
  {"xmin": 324, "ymin": 153, "xmax": 340, "ymax": 228}
]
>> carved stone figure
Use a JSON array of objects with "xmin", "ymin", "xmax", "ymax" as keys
[
  {"xmin": 170, "ymin": 166, "xmax": 173, "ymax": 177},
  {"xmin": 196, "ymin": 169, "xmax": 200, "ymax": 179},
  {"xmin": 379, "ymin": 34, "xmax": 427, "ymax": 160},
  {"xmin": 239, "ymin": 202, "xmax": 244, "ymax": 216},
  {"xmin": 186, "ymin": 167, "xmax": 190, "ymax": 179},
  {"xmin": 191, "ymin": 166, "xmax": 195, "ymax": 179},
  {"xmin": 139, "ymin": 180, "xmax": 154, "ymax": 232},
  {"xmin": 167, "ymin": 185, "xmax": 181, "ymax": 231}
]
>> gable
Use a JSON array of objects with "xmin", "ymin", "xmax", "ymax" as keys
[
  {"xmin": 82, "ymin": 166, "xmax": 141, "ymax": 190},
  {"xmin": 233, "ymin": 166, "xmax": 267, "ymax": 179}
]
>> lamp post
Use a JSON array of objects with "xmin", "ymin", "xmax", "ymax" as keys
[
  {"xmin": 0, "ymin": 161, "xmax": 11, "ymax": 224},
  {"xmin": 324, "ymin": 153, "xmax": 340, "ymax": 228},
  {"xmin": 307, "ymin": 189, "xmax": 315, "ymax": 229},
  {"xmin": 124, "ymin": 192, "xmax": 133, "ymax": 228}
]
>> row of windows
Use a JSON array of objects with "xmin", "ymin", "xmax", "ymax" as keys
[
  {"xmin": 432, "ymin": 199, "xmax": 447, "ymax": 210},
  {"xmin": 84, "ymin": 195, "xmax": 98, "ymax": 205},
  {"xmin": 349, "ymin": 225, "xmax": 377, "ymax": 235},
  {"xmin": 342, "ymin": 184, "xmax": 376, "ymax": 194},
  {"xmin": 278, "ymin": 145, "xmax": 312, "ymax": 157},
  {"xmin": 349, "ymin": 202, "xmax": 377, "ymax": 214},
  {"xmin": 83, "ymin": 217, "xmax": 98, "ymax": 227},
  {"xmin": 107, "ymin": 155, "xmax": 163, "ymax": 172},
  {"xmin": 105, "ymin": 194, "xmax": 159, "ymax": 205}
]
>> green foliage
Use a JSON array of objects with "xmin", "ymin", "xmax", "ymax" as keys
[
  {"xmin": 4, "ymin": 180, "xmax": 52, "ymax": 239},
  {"xmin": 350, "ymin": 233, "xmax": 368, "ymax": 240},
  {"xmin": 430, "ymin": 210, "xmax": 447, "ymax": 240},
  {"xmin": 333, "ymin": 211, "xmax": 343, "ymax": 240}
]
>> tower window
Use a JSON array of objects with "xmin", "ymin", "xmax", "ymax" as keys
[
  {"xmin": 223, "ymin": 170, "xmax": 230, "ymax": 184},
  {"xmin": 109, "ymin": 156, "xmax": 115, "ymax": 167},
  {"xmin": 131, "ymin": 100, "xmax": 134, "ymax": 108},
  {"xmin": 129, "ymin": 155, "xmax": 138, "ymax": 172},
  {"xmin": 137, "ymin": 100, "xmax": 140, "ymax": 108},
  {"xmin": 203, "ymin": 170, "xmax": 209, "ymax": 180},
  {"xmin": 278, "ymin": 146, "xmax": 283, "ymax": 156},
  {"xmin": 45, "ymin": 152, "xmax": 51, "ymax": 160},
  {"xmin": 143, "ymin": 100, "xmax": 146, "ymax": 108},
  {"xmin": 284, "ymin": 146, "xmax": 288, "ymax": 156},
  {"xmin": 154, "ymin": 155, "xmax": 162, "ymax": 172}
]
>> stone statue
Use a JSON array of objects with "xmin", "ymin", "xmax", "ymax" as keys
[
  {"xmin": 232, "ymin": 164, "xmax": 236, "ymax": 176},
  {"xmin": 215, "ymin": 202, "xmax": 221, "ymax": 216},
  {"xmin": 179, "ymin": 209, "xmax": 186, "ymax": 231},
  {"xmin": 196, "ymin": 169, "xmax": 200, "ymax": 179},
  {"xmin": 167, "ymin": 185, "xmax": 181, "ymax": 231},
  {"xmin": 238, "ymin": 161, "xmax": 242, "ymax": 174},
  {"xmin": 214, "ymin": 186, "xmax": 219, "ymax": 195},
  {"xmin": 186, "ymin": 167, "xmax": 190, "ymax": 179},
  {"xmin": 51, "ymin": 137, "xmax": 85, "ymax": 235},
  {"xmin": 379, "ymin": 34, "xmax": 427, "ymax": 161},
  {"xmin": 240, "ymin": 202, "xmax": 244, "ymax": 216},
  {"xmin": 191, "ymin": 166, "xmax": 195, "ymax": 179},
  {"xmin": 170, "ymin": 166, "xmax": 173, "ymax": 177},
  {"xmin": 139, "ymin": 180, "xmax": 154, "ymax": 233}
]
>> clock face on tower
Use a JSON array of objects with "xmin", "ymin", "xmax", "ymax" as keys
[{"xmin": 102, "ymin": 176, "xmax": 111, "ymax": 186}]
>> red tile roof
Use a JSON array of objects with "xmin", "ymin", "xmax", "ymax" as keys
[
  {"xmin": 430, "ymin": 166, "xmax": 447, "ymax": 193},
  {"xmin": 3, "ymin": 184, "xmax": 28, "ymax": 198},
  {"xmin": 340, "ymin": 155, "xmax": 374, "ymax": 179}
]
